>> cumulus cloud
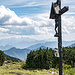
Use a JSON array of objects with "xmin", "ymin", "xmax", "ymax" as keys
[
  {"xmin": 0, "ymin": 5, "xmax": 75, "ymax": 41},
  {"xmin": 0, "ymin": 5, "xmax": 32, "ymax": 26},
  {"xmin": 0, "ymin": 28, "xmax": 9, "ymax": 32},
  {"xmin": 62, "ymin": 16, "xmax": 75, "ymax": 34},
  {"xmin": 0, "ymin": 5, "xmax": 54, "ymax": 35}
]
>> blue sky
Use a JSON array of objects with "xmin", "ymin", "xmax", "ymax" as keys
[{"xmin": 0, "ymin": 0, "xmax": 75, "ymax": 42}]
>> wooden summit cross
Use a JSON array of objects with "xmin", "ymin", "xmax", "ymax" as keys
[{"xmin": 49, "ymin": 0, "xmax": 69, "ymax": 75}]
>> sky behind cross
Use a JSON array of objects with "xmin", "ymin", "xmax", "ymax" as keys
[{"xmin": 0, "ymin": 0, "xmax": 75, "ymax": 42}]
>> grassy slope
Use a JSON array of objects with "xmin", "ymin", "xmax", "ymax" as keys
[{"xmin": 0, "ymin": 61, "xmax": 75, "ymax": 75}]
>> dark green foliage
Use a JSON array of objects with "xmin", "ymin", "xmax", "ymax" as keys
[
  {"xmin": 23, "ymin": 47, "xmax": 75, "ymax": 69},
  {"xmin": 63, "ymin": 47, "xmax": 75, "ymax": 67},
  {"xmin": 24, "ymin": 48, "xmax": 58, "ymax": 69},
  {"xmin": 0, "ymin": 50, "xmax": 5, "ymax": 66}
]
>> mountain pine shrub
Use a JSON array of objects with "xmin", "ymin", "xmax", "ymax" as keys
[
  {"xmin": 0, "ymin": 50, "xmax": 5, "ymax": 66},
  {"xmin": 23, "ymin": 48, "xmax": 59, "ymax": 69}
]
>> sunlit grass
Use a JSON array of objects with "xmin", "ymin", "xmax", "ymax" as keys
[{"xmin": 0, "ymin": 61, "xmax": 75, "ymax": 75}]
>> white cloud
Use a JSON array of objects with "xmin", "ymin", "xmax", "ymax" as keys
[
  {"xmin": 20, "ymin": 2, "xmax": 48, "ymax": 8},
  {"xmin": 0, "ymin": 0, "xmax": 51, "ymax": 8},
  {"xmin": 35, "ymin": 27, "xmax": 52, "ymax": 34},
  {"xmin": 0, "ymin": 5, "xmax": 75, "ymax": 41},
  {"xmin": 62, "ymin": 26, "xmax": 70, "ymax": 34},
  {"xmin": 1, "ymin": 0, "xmax": 74, "ymax": 8},
  {"xmin": 62, "ymin": 16, "xmax": 75, "ymax": 34},
  {"xmin": 0, "ymin": 5, "xmax": 32, "ymax": 26},
  {"xmin": 0, "ymin": 28, "xmax": 9, "ymax": 32},
  {"xmin": 66, "ymin": 12, "xmax": 75, "ymax": 15}
]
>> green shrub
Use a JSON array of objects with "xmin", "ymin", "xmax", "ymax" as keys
[
  {"xmin": 63, "ymin": 68, "xmax": 75, "ymax": 75},
  {"xmin": 0, "ymin": 50, "xmax": 5, "ymax": 66},
  {"xmin": 7, "ymin": 60, "xmax": 13, "ymax": 63},
  {"xmin": 63, "ymin": 47, "xmax": 75, "ymax": 67},
  {"xmin": 69, "ymin": 68, "xmax": 75, "ymax": 75},
  {"xmin": 24, "ymin": 48, "xmax": 58, "ymax": 69},
  {"xmin": 63, "ymin": 63, "xmax": 71, "ymax": 69}
]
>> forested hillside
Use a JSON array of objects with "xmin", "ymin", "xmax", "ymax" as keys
[
  {"xmin": 24, "ymin": 47, "xmax": 75, "ymax": 69},
  {"xmin": 0, "ymin": 47, "xmax": 75, "ymax": 75},
  {"xmin": 63, "ymin": 47, "xmax": 75, "ymax": 67}
]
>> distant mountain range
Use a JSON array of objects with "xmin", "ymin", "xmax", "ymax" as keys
[
  {"xmin": 0, "ymin": 37, "xmax": 46, "ymax": 48},
  {"xmin": 0, "ymin": 45, "xmax": 12, "ymax": 51},
  {"xmin": 0, "ymin": 37, "xmax": 75, "ymax": 49},
  {"xmin": 5, "ymin": 53, "xmax": 22, "ymax": 62},
  {"xmin": 4, "ymin": 46, "xmax": 48, "ymax": 61},
  {"xmin": 28, "ymin": 41, "xmax": 58, "ymax": 50},
  {"xmin": 4, "ymin": 47, "xmax": 30, "ymax": 61},
  {"xmin": 1, "ymin": 40, "xmax": 75, "ymax": 51},
  {"xmin": 28, "ymin": 41, "xmax": 75, "ymax": 50},
  {"xmin": 62, "ymin": 41, "xmax": 75, "ymax": 47},
  {"xmin": 2, "ymin": 41, "xmax": 75, "ymax": 61},
  {"xmin": 69, "ymin": 43, "xmax": 75, "ymax": 47}
]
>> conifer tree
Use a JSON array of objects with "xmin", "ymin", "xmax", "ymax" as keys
[{"xmin": 0, "ymin": 50, "xmax": 5, "ymax": 66}]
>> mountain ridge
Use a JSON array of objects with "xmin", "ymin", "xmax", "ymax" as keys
[
  {"xmin": 4, "ymin": 53, "xmax": 22, "ymax": 62},
  {"xmin": 3, "ymin": 41, "xmax": 75, "ymax": 60},
  {"xmin": 0, "ymin": 45, "xmax": 12, "ymax": 51},
  {"xmin": 69, "ymin": 43, "xmax": 75, "ymax": 47},
  {"xmin": 4, "ymin": 47, "xmax": 30, "ymax": 61}
]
